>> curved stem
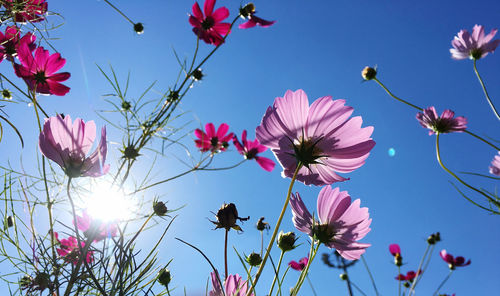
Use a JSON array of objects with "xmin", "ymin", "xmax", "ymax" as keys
[
  {"xmin": 473, "ymin": 59, "xmax": 500, "ymax": 120},
  {"xmin": 432, "ymin": 270, "xmax": 453, "ymax": 296},
  {"xmin": 464, "ymin": 130, "xmax": 499, "ymax": 151},
  {"xmin": 361, "ymin": 255, "xmax": 379, "ymax": 296},
  {"xmin": 436, "ymin": 133, "xmax": 500, "ymax": 210},
  {"xmin": 247, "ymin": 163, "xmax": 303, "ymax": 295},
  {"xmin": 373, "ymin": 78, "xmax": 422, "ymax": 111},
  {"xmin": 103, "ymin": 0, "xmax": 135, "ymax": 25},
  {"xmin": 268, "ymin": 251, "xmax": 285, "ymax": 296}
]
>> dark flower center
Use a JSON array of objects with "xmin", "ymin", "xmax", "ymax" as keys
[
  {"xmin": 210, "ymin": 137, "xmax": 219, "ymax": 147},
  {"xmin": 470, "ymin": 48, "xmax": 482, "ymax": 60},
  {"xmin": 201, "ymin": 16, "xmax": 215, "ymax": 30},
  {"xmin": 245, "ymin": 148, "xmax": 258, "ymax": 160},
  {"xmin": 432, "ymin": 118, "xmax": 452, "ymax": 134},
  {"xmin": 5, "ymin": 44, "xmax": 16, "ymax": 56},
  {"xmin": 290, "ymin": 137, "xmax": 326, "ymax": 168},
  {"xmin": 312, "ymin": 223, "xmax": 336, "ymax": 245},
  {"xmin": 34, "ymin": 71, "xmax": 47, "ymax": 83}
]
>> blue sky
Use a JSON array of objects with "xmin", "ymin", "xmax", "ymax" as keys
[{"xmin": 1, "ymin": 0, "xmax": 499, "ymax": 295}]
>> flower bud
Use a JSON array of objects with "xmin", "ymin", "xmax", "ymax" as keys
[
  {"xmin": 339, "ymin": 273, "xmax": 348, "ymax": 280},
  {"xmin": 256, "ymin": 217, "xmax": 270, "ymax": 232},
  {"xmin": 239, "ymin": 3, "xmax": 255, "ymax": 18},
  {"xmin": 246, "ymin": 252, "xmax": 262, "ymax": 266},
  {"xmin": 427, "ymin": 232, "xmax": 441, "ymax": 245},
  {"xmin": 394, "ymin": 253, "xmax": 403, "ymax": 266},
  {"xmin": 211, "ymin": 203, "xmax": 249, "ymax": 231},
  {"xmin": 34, "ymin": 272, "xmax": 50, "ymax": 291},
  {"xmin": 134, "ymin": 23, "xmax": 144, "ymax": 34},
  {"xmin": 6, "ymin": 216, "xmax": 14, "ymax": 228},
  {"xmin": 191, "ymin": 68, "xmax": 204, "ymax": 81},
  {"xmin": 277, "ymin": 231, "xmax": 297, "ymax": 252},
  {"xmin": 403, "ymin": 282, "xmax": 410, "ymax": 288},
  {"xmin": 361, "ymin": 66, "xmax": 377, "ymax": 80},
  {"xmin": 167, "ymin": 90, "xmax": 179, "ymax": 102},
  {"xmin": 157, "ymin": 268, "xmax": 171, "ymax": 287},
  {"xmin": 153, "ymin": 200, "xmax": 168, "ymax": 216},
  {"xmin": 122, "ymin": 145, "xmax": 140, "ymax": 160},
  {"xmin": 121, "ymin": 101, "xmax": 132, "ymax": 111},
  {"xmin": 2, "ymin": 89, "xmax": 12, "ymax": 100}
]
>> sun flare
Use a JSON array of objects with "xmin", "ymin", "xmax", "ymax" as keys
[{"xmin": 80, "ymin": 184, "xmax": 136, "ymax": 223}]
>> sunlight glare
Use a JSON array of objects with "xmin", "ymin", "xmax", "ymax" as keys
[{"xmin": 82, "ymin": 184, "xmax": 136, "ymax": 223}]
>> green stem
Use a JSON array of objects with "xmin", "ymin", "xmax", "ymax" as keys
[
  {"xmin": 268, "ymin": 251, "xmax": 285, "ymax": 296},
  {"xmin": 292, "ymin": 242, "xmax": 320, "ymax": 295},
  {"xmin": 398, "ymin": 265, "xmax": 401, "ymax": 296},
  {"xmin": 246, "ymin": 163, "xmax": 303, "ymax": 295},
  {"xmin": 436, "ymin": 133, "xmax": 500, "ymax": 210},
  {"xmin": 224, "ymin": 229, "xmax": 229, "ymax": 280},
  {"xmin": 432, "ymin": 270, "xmax": 453, "ymax": 296},
  {"xmin": 305, "ymin": 275, "xmax": 318, "ymax": 296},
  {"xmin": 408, "ymin": 244, "xmax": 429, "ymax": 295},
  {"xmin": 361, "ymin": 255, "xmax": 379, "ymax": 296},
  {"xmin": 473, "ymin": 59, "xmax": 500, "ymax": 120}
]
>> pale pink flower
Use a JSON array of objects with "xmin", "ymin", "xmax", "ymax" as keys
[
  {"xmin": 38, "ymin": 115, "xmax": 109, "ymax": 178},
  {"xmin": 189, "ymin": 0, "xmax": 230, "ymax": 46},
  {"xmin": 450, "ymin": 25, "xmax": 500, "ymax": 60},
  {"xmin": 489, "ymin": 151, "xmax": 500, "ymax": 176},
  {"xmin": 416, "ymin": 107, "xmax": 467, "ymax": 135},
  {"xmin": 233, "ymin": 130, "xmax": 275, "ymax": 172},
  {"xmin": 209, "ymin": 271, "xmax": 253, "ymax": 296},
  {"xmin": 75, "ymin": 210, "xmax": 118, "ymax": 242},
  {"xmin": 290, "ymin": 186, "xmax": 371, "ymax": 260},
  {"xmin": 256, "ymin": 89, "xmax": 375, "ymax": 186}
]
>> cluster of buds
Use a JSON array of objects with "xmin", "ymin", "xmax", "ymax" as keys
[{"xmin": 427, "ymin": 232, "xmax": 441, "ymax": 245}]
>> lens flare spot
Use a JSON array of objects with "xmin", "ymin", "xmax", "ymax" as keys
[{"xmin": 388, "ymin": 148, "xmax": 396, "ymax": 157}]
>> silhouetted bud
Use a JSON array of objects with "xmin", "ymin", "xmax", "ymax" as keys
[
  {"xmin": 157, "ymin": 268, "xmax": 171, "ymax": 287},
  {"xmin": 239, "ymin": 3, "xmax": 255, "ymax": 18},
  {"xmin": 121, "ymin": 101, "xmax": 131, "ymax": 111},
  {"xmin": 2, "ymin": 89, "xmax": 12, "ymax": 100},
  {"xmin": 339, "ymin": 273, "xmax": 348, "ymax": 280},
  {"xmin": 122, "ymin": 145, "xmax": 140, "ymax": 160},
  {"xmin": 211, "ymin": 203, "xmax": 249, "ymax": 231},
  {"xmin": 6, "ymin": 216, "xmax": 14, "ymax": 228},
  {"xmin": 361, "ymin": 66, "xmax": 377, "ymax": 80},
  {"xmin": 256, "ymin": 217, "xmax": 270, "ymax": 232},
  {"xmin": 191, "ymin": 68, "xmax": 204, "ymax": 81},
  {"xmin": 277, "ymin": 231, "xmax": 297, "ymax": 252},
  {"xmin": 395, "ymin": 253, "xmax": 403, "ymax": 266},
  {"xmin": 246, "ymin": 252, "xmax": 262, "ymax": 266},
  {"xmin": 153, "ymin": 200, "xmax": 168, "ymax": 216},
  {"xmin": 134, "ymin": 23, "xmax": 144, "ymax": 34}
]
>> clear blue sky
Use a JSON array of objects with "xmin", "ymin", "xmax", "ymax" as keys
[{"xmin": 1, "ymin": 0, "xmax": 499, "ymax": 295}]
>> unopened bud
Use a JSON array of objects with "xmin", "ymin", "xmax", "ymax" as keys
[
  {"xmin": 157, "ymin": 268, "xmax": 171, "ymax": 287},
  {"xmin": 240, "ymin": 3, "xmax": 255, "ymax": 18},
  {"xmin": 123, "ymin": 145, "xmax": 140, "ymax": 160},
  {"xmin": 153, "ymin": 201, "xmax": 168, "ymax": 216},
  {"xmin": 2, "ymin": 89, "xmax": 12, "ymax": 100},
  {"xmin": 339, "ymin": 273, "xmax": 348, "ymax": 280},
  {"xmin": 246, "ymin": 252, "xmax": 262, "ymax": 266},
  {"xmin": 403, "ymin": 282, "xmax": 410, "ymax": 288},
  {"xmin": 277, "ymin": 231, "xmax": 297, "ymax": 252},
  {"xmin": 191, "ymin": 68, "xmax": 204, "ymax": 81},
  {"xmin": 211, "ymin": 203, "xmax": 249, "ymax": 231},
  {"xmin": 6, "ymin": 216, "xmax": 14, "ymax": 228},
  {"xmin": 134, "ymin": 23, "xmax": 144, "ymax": 34},
  {"xmin": 361, "ymin": 66, "xmax": 377, "ymax": 80},
  {"xmin": 427, "ymin": 232, "xmax": 441, "ymax": 245},
  {"xmin": 256, "ymin": 217, "xmax": 270, "ymax": 232},
  {"xmin": 395, "ymin": 253, "xmax": 403, "ymax": 266},
  {"xmin": 121, "ymin": 101, "xmax": 132, "ymax": 111}
]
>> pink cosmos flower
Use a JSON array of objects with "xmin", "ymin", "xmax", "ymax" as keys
[
  {"xmin": 416, "ymin": 107, "xmax": 467, "ymax": 135},
  {"xmin": 288, "ymin": 257, "xmax": 308, "ymax": 271},
  {"xmin": 14, "ymin": 45, "xmax": 70, "ymax": 96},
  {"xmin": 389, "ymin": 244, "xmax": 401, "ymax": 256},
  {"xmin": 489, "ymin": 151, "xmax": 500, "ymax": 176},
  {"xmin": 3, "ymin": 0, "xmax": 48, "ymax": 23},
  {"xmin": 233, "ymin": 130, "xmax": 275, "ymax": 172},
  {"xmin": 54, "ymin": 232, "xmax": 94, "ymax": 265},
  {"xmin": 290, "ymin": 186, "xmax": 371, "ymax": 260},
  {"xmin": 75, "ymin": 210, "xmax": 118, "ymax": 242},
  {"xmin": 256, "ymin": 89, "xmax": 375, "ymax": 186},
  {"xmin": 440, "ymin": 250, "xmax": 471, "ymax": 270},
  {"xmin": 209, "ymin": 271, "xmax": 253, "ymax": 296},
  {"xmin": 395, "ymin": 270, "xmax": 421, "ymax": 282},
  {"xmin": 0, "ymin": 25, "xmax": 36, "ymax": 62},
  {"xmin": 194, "ymin": 123, "xmax": 233, "ymax": 153},
  {"xmin": 38, "ymin": 115, "xmax": 109, "ymax": 178},
  {"xmin": 450, "ymin": 25, "xmax": 500, "ymax": 60},
  {"xmin": 189, "ymin": 0, "xmax": 230, "ymax": 46},
  {"xmin": 239, "ymin": 3, "xmax": 275, "ymax": 29}
]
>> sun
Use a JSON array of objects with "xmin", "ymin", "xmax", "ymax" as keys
[{"xmin": 80, "ymin": 183, "xmax": 136, "ymax": 223}]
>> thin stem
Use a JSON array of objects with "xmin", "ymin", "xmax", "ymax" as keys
[
  {"xmin": 103, "ymin": 0, "xmax": 135, "ymax": 24},
  {"xmin": 436, "ymin": 133, "xmax": 500, "ymax": 211},
  {"xmin": 464, "ymin": 130, "xmax": 500, "ymax": 151},
  {"xmin": 260, "ymin": 231, "xmax": 264, "ymax": 257},
  {"xmin": 292, "ymin": 242, "xmax": 320, "ymax": 295},
  {"xmin": 432, "ymin": 270, "xmax": 453, "ymax": 296},
  {"xmin": 398, "ymin": 265, "xmax": 401, "ymax": 296},
  {"xmin": 224, "ymin": 229, "xmax": 229, "ymax": 280},
  {"xmin": 342, "ymin": 258, "xmax": 354, "ymax": 296},
  {"xmin": 268, "ymin": 251, "xmax": 285, "ymax": 296},
  {"xmin": 361, "ymin": 255, "xmax": 379, "ymax": 296},
  {"xmin": 373, "ymin": 78, "xmax": 422, "ymax": 111},
  {"xmin": 408, "ymin": 244, "xmax": 430, "ymax": 295},
  {"xmin": 305, "ymin": 275, "xmax": 318, "ymax": 296},
  {"xmin": 247, "ymin": 163, "xmax": 303, "ymax": 295},
  {"xmin": 473, "ymin": 59, "xmax": 500, "ymax": 120}
]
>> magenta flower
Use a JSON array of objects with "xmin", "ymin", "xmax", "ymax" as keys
[
  {"xmin": 3, "ymin": 0, "xmax": 48, "ymax": 23},
  {"xmin": 489, "ymin": 151, "xmax": 500, "ymax": 176},
  {"xmin": 389, "ymin": 244, "xmax": 401, "ymax": 256},
  {"xmin": 256, "ymin": 89, "xmax": 375, "ymax": 186},
  {"xmin": 54, "ymin": 232, "xmax": 94, "ymax": 265},
  {"xmin": 450, "ymin": 25, "xmax": 500, "ymax": 60},
  {"xmin": 239, "ymin": 3, "xmax": 275, "ymax": 29},
  {"xmin": 440, "ymin": 250, "xmax": 471, "ymax": 270},
  {"xmin": 0, "ymin": 26, "xmax": 36, "ymax": 62},
  {"xmin": 14, "ymin": 45, "xmax": 70, "ymax": 96},
  {"xmin": 194, "ymin": 123, "xmax": 233, "ymax": 153},
  {"xmin": 209, "ymin": 271, "xmax": 253, "ymax": 296},
  {"xmin": 290, "ymin": 186, "xmax": 371, "ymax": 260},
  {"xmin": 288, "ymin": 257, "xmax": 308, "ymax": 271},
  {"xmin": 75, "ymin": 210, "xmax": 118, "ymax": 242},
  {"xmin": 38, "ymin": 115, "xmax": 109, "ymax": 178},
  {"xmin": 416, "ymin": 107, "xmax": 467, "ymax": 135},
  {"xmin": 395, "ymin": 270, "xmax": 421, "ymax": 282},
  {"xmin": 233, "ymin": 130, "xmax": 275, "ymax": 172},
  {"xmin": 189, "ymin": 0, "xmax": 230, "ymax": 46}
]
